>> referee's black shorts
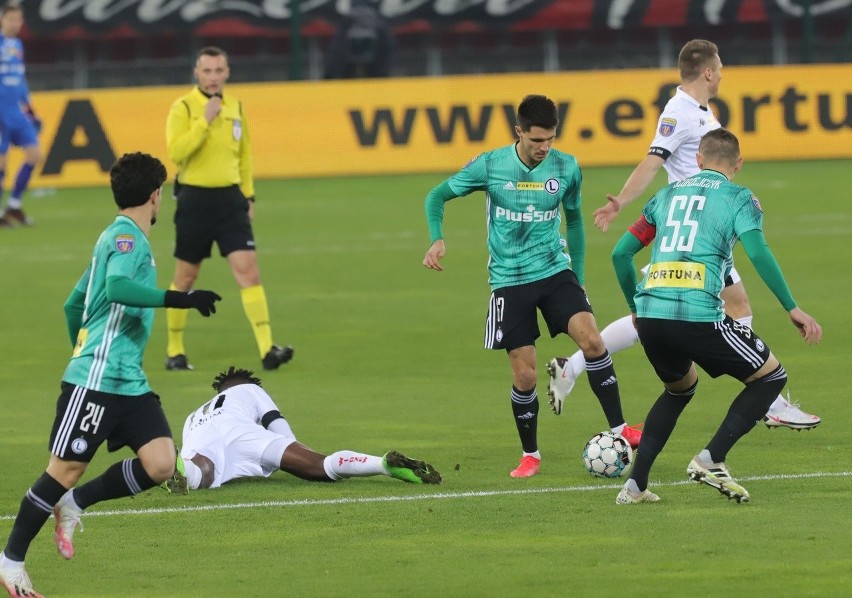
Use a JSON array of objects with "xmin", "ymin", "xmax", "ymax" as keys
[{"xmin": 174, "ymin": 184, "xmax": 255, "ymax": 263}]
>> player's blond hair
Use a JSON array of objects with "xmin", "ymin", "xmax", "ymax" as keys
[{"xmin": 678, "ymin": 39, "xmax": 719, "ymax": 82}]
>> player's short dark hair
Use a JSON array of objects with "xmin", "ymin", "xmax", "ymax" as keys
[
  {"xmin": 699, "ymin": 128, "xmax": 740, "ymax": 166},
  {"xmin": 197, "ymin": 46, "xmax": 228, "ymax": 63},
  {"xmin": 212, "ymin": 366, "xmax": 262, "ymax": 393},
  {"xmin": 516, "ymin": 95, "xmax": 558, "ymax": 132},
  {"xmin": 678, "ymin": 39, "xmax": 719, "ymax": 81},
  {"xmin": 110, "ymin": 152, "xmax": 167, "ymax": 209}
]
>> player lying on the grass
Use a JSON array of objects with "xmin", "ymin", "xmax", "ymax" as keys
[
  {"xmin": 164, "ymin": 366, "xmax": 441, "ymax": 493},
  {"xmin": 610, "ymin": 128, "xmax": 822, "ymax": 506}
]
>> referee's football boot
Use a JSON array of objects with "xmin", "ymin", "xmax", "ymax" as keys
[
  {"xmin": 53, "ymin": 491, "xmax": 84, "ymax": 560},
  {"xmin": 0, "ymin": 553, "xmax": 43, "ymax": 598},
  {"xmin": 687, "ymin": 451, "xmax": 750, "ymax": 503},
  {"xmin": 383, "ymin": 451, "xmax": 442, "ymax": 484},
  {"xmin": 165, "ymin": 354, "xmax": 194, "ymax": 371},
  {"xmin": 262, "ymin": 344, "xmax": 294, "ymax": 371}
]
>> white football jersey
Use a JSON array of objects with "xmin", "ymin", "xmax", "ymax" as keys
[
  {"xmin": 181, "ymin": 383, "xmax": 296, "ymax": 488},
  {"xmin": 648, "ymin": 87, "xmax": 721, "ymax": 183}
]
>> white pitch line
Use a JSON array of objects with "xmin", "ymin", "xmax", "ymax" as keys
[{"xmin": 1, "ymin": 471, "xmax": 850, "ymax": 521}]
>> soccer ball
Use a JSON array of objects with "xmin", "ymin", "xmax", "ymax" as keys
[{"xmin": 582, "ymin": 431, "xmax": 633, "ymax": 478}]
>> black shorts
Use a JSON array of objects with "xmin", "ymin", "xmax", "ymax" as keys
[
  {"xmin": 636, "ymin": 316, "xmax": 771, "ymax": 384},
  {"xmin": 484, "ymin": 269, "xmax": 592, "ymax": 351},
  {"xmin": 48, "ymin": 383, "xmax": 173, "ymax": 462},
  {"xmin": 173, "ymin": 184, "xmax": 255, "ymax": 263}
]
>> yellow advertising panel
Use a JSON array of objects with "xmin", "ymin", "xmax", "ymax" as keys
[{"xmin": 23, "ymin": 63, "xmax": 852, "ymax": 189}]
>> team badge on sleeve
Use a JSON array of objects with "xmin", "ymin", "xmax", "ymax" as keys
[
  {"xmin": 751, "ymin": 194, "xmax": 763, "ymax": 212},
  {"xmin": 659, "ymin": 117, "xmax": 677, "ymax": 137},
  {"xmin": 115, "ymin": 234, "xmax": 135, "ymax": 253}
]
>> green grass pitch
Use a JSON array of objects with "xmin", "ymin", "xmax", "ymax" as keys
[{"xmin": 1, "ymin": 160, "xmax": 850, "ymax": 596}]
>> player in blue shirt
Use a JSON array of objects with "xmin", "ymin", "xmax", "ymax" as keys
[{"xmin": 0, "ymin": 3, "xmax": 42, "ymax": 228}]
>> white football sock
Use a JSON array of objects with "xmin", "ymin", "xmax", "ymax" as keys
[
  {"xmin": 735, "ymin": 315, "xmax": 754, "ymax": 329},
  {"xmin": 601, "ymin": 315, "xmax": 640, "ymax": 353},
  {"xmin": 323, "ymin": 451, "xmax": 386, "ymax": 480},
  {"xmin": 567, "ymin": 315, "xmax": 640, "ymax": 378},
  {"xmin": 568, "ymin": 350, "xmax": 585, "ymax": 379},
  {"xmin": 183, "ymin": 458, "xmax": 202, "ymax": 490},
  {"xmin": 0, "ymin": 551, "xmax": 24, "ymax": 567}
]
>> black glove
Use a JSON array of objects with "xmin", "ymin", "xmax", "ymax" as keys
[{"xmin": 164, "ymin": 290, "xmax": 222, "ymax": 317}]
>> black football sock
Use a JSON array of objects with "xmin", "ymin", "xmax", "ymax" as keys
[
  {"xmin": 511, "ymin": 386, "xmax": 539, "ymax": 454},
  {"xmin": 73, "ymin": 458, "xmax": 159, "ymax": 510},
  {"xmin": 630, "ymin": 382, "xmax": 697, "ymax": 491},
  {"xmin": 585, "ymin": 351, "xmax": 625, "ymax": 428},
  {"xmin": 3, "ymin": 473, "xmax": 68, "ymax": 561},
  {"xmin": 706, "ymin": 366, "xmax": 787, "ymax": 462}
]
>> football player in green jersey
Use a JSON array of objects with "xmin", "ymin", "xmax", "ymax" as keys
[
  {"xmin": 611, "ymin": 128, "xmax": 821, "ymax": 505},
  {"xmin": 0, "ymin": 153, "xmax": 221, "ymax": 598},
  {"xmin": 423, "ymin": 94, "xmax": 643, "ymax": 479}
]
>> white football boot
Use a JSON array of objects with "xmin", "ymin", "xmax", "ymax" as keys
[{"xmin": 764, "ymin": 392, "xmax": 821, "ymax": 430}]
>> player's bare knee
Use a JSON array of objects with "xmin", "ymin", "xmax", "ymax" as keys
[
  {"xmin": 746, "ymin": 353, "xmax": 781, "ymax": 383},
  {"xmin": 577, "ymin": 333, "xmax": 606, "ymax": 358},
  {"xmin": 146, "ymin": 460, "xmax": 177, "ymax": 483},
  {"xmin": 515, "ymin": 368, "xmax": 537, "ymax": 391}
]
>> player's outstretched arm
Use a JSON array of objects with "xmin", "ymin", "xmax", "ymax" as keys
[
  {"xmin": 595, "ymin": 155, "xmax": 664, "ymax": 232},
  {"xmin": 164, "ymin": 290, "xmax": 222, "ymax": 317},
  {"xmin": 788, "ymin": 307, "xmax": 822, "ymax": 345},
  {"xmin": 106, "ymin": 275, "xmax": 222, "ymax": 317},
  {"xmin": 423, "ymin": 239, "xmax": 446, "ymax": 271},
  {"xmin": 740, "ymin": 230, "xmax": 821, "ymax": 344}
]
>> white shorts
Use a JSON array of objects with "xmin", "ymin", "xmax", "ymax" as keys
[{"xmin": 180, "ymin": 384, "xmax": 297, "ymax": 488}]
